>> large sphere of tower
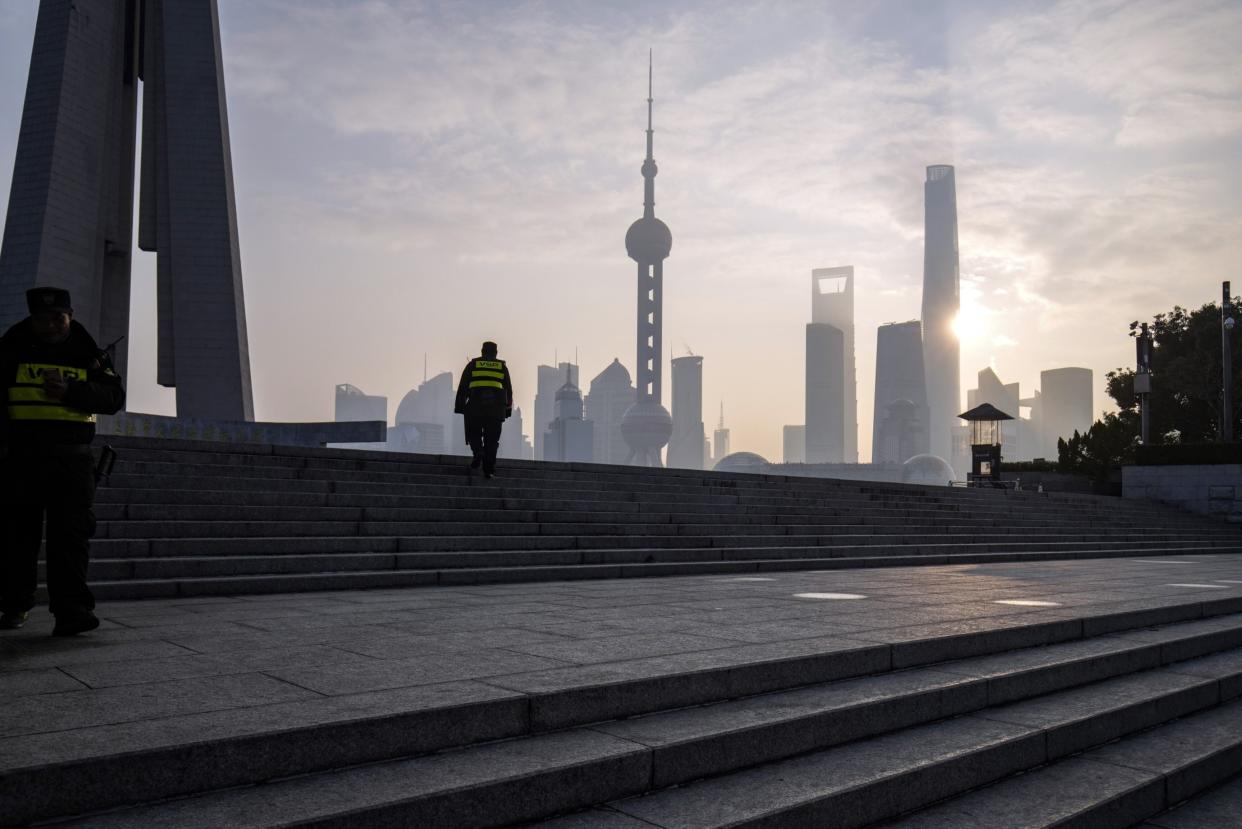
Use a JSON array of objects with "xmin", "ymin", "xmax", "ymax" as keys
[{"xmin": 625, "ymin": 216, "xmax": 672, "ymax": 262}]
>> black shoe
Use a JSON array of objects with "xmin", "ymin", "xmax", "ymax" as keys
[
  {"xmin": 484, "ymin": 471, "xmax": 495, "ymax": 479},
  {"xmin": 52, "ymin": 611, "xmax": 99, "ymax": 637},
  {"xmin": 470, "ymin": 454, "xmax": 482, "ymax": 470},
  {"xmin": 0, "ymin": 611, "xmax": 28, "ymax": 630}
]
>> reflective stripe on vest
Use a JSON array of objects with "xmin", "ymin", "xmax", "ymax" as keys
[
  {"xmin": 7, "ymin": 362, "xmax": 94, "ymax": 422},
  {"xmin": 469, "ymin": 359, "xmax": 505, "ymax": 390}
]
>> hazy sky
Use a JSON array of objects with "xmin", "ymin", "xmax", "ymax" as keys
[{"xmin": 2, "ymin": 0, "xmax": 1240, "ymax": 461}]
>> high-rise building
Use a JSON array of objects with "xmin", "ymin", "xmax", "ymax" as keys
[
  {"xmin": 921, "ymin": 165, "xmax": 961, "ymax": 464},
  {"xmin": 712, "ymin": 402, "xmax": 731, "ymax": 465},
  {"xmin": 394, "ymin": 371, "xmax": 463, "ymax": 455},
  {"xmin": 806, "ymin": 323, "xmax": 844, "ymax": 463},
  {"xmin": 534, "ymin": 362, "xmax": 578, "ymax": 460},
  {"xmin": 668, "ymin": 356, "xmax": 705, "ymax": 469},
  {"xmin": 334, "ymin": 384, "xmax": 387, "ymax": 424},
  {"xmin": 0, "ymin": 0, "xmax": 253, "ymax": 420},
  {"xmin": 1038, "ymin": 368, "xmax": 1093, "ymax": 458},
  {"xmin": 499, "ymin": 406, "xmax": 527, "ymax": 460},
  {"xmin": 872, "ymin": 320, "xmax": 929, "ymax": 463},
  {"xmin": 544, "ymin": 372, "xmax": 594, "ymax": 463},
  {"xmin": 805, "ymin": 267, "xmax": 857, "ymax": 463},
  {"xmin": 620, "ymin": 55, "xmax": 674, "ymax": 467},
  {"xmin": 967, "ymin": 367, "xmax": 1024, "ymax": 458},
  {"xmin": 783, "ymin": 425, "xmax": 806, "ymax": 464},
  {"xmin": 584, "ymin": 359, "xmax": 634, "ymax": 465}
]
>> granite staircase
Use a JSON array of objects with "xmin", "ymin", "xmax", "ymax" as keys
[
  {"xmin": 62, "ymin": 435, "xmax": 1242, "ymax": 601},
  {"xmin": 17, "ymin": 585, "xmax": 1242, "ymax": 826}
]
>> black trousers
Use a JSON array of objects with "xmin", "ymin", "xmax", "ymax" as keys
[
  {"xmin": 1, "ymin": 452, "xmax": 97, "ymax": 617},
  {"xmin": 463, "ymin": 415, "xmax": 503, "ymax": 473}
]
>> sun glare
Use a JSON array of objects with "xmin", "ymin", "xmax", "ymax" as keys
[{"xmin": 951, "ymin": 311, "xmax": 982, "ymax": 343}]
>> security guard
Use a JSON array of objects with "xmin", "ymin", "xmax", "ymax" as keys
[
  {"xmin": 0, "ymin": 287, "xmax": 125, "ymax": 636},
  {"xmin": 454, "ymin": 341, "xmax": 513, "ymax": 478}
]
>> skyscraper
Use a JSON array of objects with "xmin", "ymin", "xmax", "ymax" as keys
[
  {"xmin": 872, "ymin": 320, "xmax": 929, "ymax": 463},
  {"xmin": 394, "ymin": 371, "xmax": 461, "ymax": 455},
  {"xmin": 805, "ymin": 266, "xmax": 856, "ymax": 463},
  {"xmin": 534, "ymin": 362, "xmax": 578, "ymax": 460},
  {"xmin": 334, "ymin": 384, "xmax": 387, "ymax": 424},
  {"xmin": 544, "ymin": 372, "xmax": 594, "ymax": 463},
  {"xmin": 712, "ymin": 403, "xmax": 731, "ymax": 465},
  {"xmin": 584, "ymin": 359, "xmax": 634, "ymax": 465},
  {"xmin": 921, "ymin": 165, "xmax": 961, "ymax": 463},
  {"xmin": 783, "ymin": 425, "xmax": 806, "ymax": 464},
  {"xmin": 499, "ymin": 406, "xmax": 527, "ymax": 460},
  {"xmin": 1038, "ymin": 368, "xmax": 1093, "ymax": 458},
  {"xmin": 967, "ymin": 367, "xmax": 1023, "ymax": 458},
  {"xmin": 620, "ymin": 55, "xmax": 674, "ymax": 467},
  {"xmin": 668, "ymin": 355, "xmax": 705, "ymax": 469},
  {"xmin": 0, "ymin": 0, "xmax": 254, "ymax": 420}
]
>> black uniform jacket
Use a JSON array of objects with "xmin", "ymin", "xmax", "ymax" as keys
[
  {"xmin": 454, "ymin": 357, "xmax": 514, "ymax": 419},
  {"xmin": 0, "ymin": 318, "xmax": 126, "ymax": 451}
]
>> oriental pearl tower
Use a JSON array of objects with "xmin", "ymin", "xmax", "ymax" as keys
[{"xmin": 621, "ymin": 54, "xmax": 674, "ymax": 467}]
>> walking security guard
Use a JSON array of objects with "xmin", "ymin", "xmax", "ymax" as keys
[
  {"xmin": 0, "ymin": 287, "xmax": 125, "ymax": 636},
  {"xmin": 454, "ymin": 341, "xmax": 513, "ymax": 479}
]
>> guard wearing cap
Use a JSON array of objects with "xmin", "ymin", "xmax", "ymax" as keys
[
  {"xmin": 454, "ymin": 341, "xmax": 513, "ymax": 478},
  {"xmin": 0, "ymin": 287, "xmax": 125, "ymax": 636}
]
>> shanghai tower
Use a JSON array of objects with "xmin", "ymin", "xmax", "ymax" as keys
[
  {"xmin": 921, "ymin": 165, "xmax": 960, "ymax": 463},
  {"xmin": 620, "ymin": 55, "xmax": 673, "ymax": 466}
]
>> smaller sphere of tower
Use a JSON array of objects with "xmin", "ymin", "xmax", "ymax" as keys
[
  {"xmin": 625, "ymin": 216, "xmax": 672, "ymax": 262},
  {"xmin": 641, "ymin": 159, "xmax": 658, "ymax": 178}
]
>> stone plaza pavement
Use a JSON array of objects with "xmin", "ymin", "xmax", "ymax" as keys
[{"xmin": 6, "ymin": 554, "xmax": 1242, "ymax": 825}]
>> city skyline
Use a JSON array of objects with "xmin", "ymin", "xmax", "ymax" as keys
[{"xmin": 1, "ymin": 1, "xmax": 1239, "ymax": 461}]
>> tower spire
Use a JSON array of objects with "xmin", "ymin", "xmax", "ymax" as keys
[{"xmin": 642, "ymin": 50, "xmax": 656, "ymax": 218}]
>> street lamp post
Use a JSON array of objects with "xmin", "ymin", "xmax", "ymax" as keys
[
  {"xmin": 1133, "ymin": 322, "xmax": 1153, "ymax": 445},
  {"xmin": 1224, "ymin": 281, "xmax": 1235, "ymax": 443}
]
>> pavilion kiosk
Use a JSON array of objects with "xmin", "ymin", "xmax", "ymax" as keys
[{"xmin": 958, "ymin": 403, "xmax": 1014, "ymax": 487}]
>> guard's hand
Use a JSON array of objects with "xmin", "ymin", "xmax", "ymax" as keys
[{"xmin": 43, "ymin": 368, "xmax": 68, "ymax": 400}]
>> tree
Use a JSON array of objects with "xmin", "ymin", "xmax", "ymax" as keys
[{"xmin": 1061, "ymin": 296, "xmax": 1242, "ymax": 478}]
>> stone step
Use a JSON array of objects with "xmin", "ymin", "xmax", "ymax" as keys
[
  {"xmin": 33, "ymin": 607, "xmax": 1242, "ymax": 827},
  {"xmin": 879, "ymin": 696, "xmax": 1242, "ymax": 828},
  {"xmin": 85, "ymin": 533, "xmax": 1239, "ymax": 561},
  {"xmin": 93, "ymin": 440, "xmax": 1139, "ymax": 504},
  {"xmin": 89, "ymin": 505, "xmax": 1215, "ymax": 538},
  {"xmin": 93, "ymin": 502, "xmax": 1165, "ymax": 525},
  {"xmin": 65, "ymin": 544, "xmax": 1242, "ymax": 599},
  {"xmin": 94, "ymin": 436, "xmax": 1177, "ymax": 510},
  {"xmin": 1130, "ymin": 772, "xmax": 1242, "ymax": 828},
  {"xmin": 70, "ymin": 539, "xmax": 1242, "ymax": 582},
  {"xmin": 98, "ymin": 475, "xmax": 1200, "ymax": 530},
  {"xmin": 564, "ymin": 665, "xmax": 1242, "ymax": 829},
  {"xmin": 91, "ymin": 520, "xmax": 1231, "ymax": 543},
  {"xmin": 102, "ymin": 458, "xmax": 1150, "ymax": 511},
  {"xmin": 91, "ymin": 492, "xmax": 1187, "ymax": 525},
  {"xmin": 100, "ymin": 470, "xmax": 1156, "ymax": 516}
]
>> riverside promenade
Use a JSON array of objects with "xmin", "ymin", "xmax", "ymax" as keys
[{"xmin": 6, "ymin": 553, "xmax": 1242, "ymax": 826}]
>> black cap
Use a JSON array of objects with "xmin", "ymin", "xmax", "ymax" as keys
[
  {"xmin": 481, "ymin": 341, "xmax": 498, "ymax": 355},
  {"xmin": 26, "ymin": 286, "xmax": 72, "ymax": 315}
]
